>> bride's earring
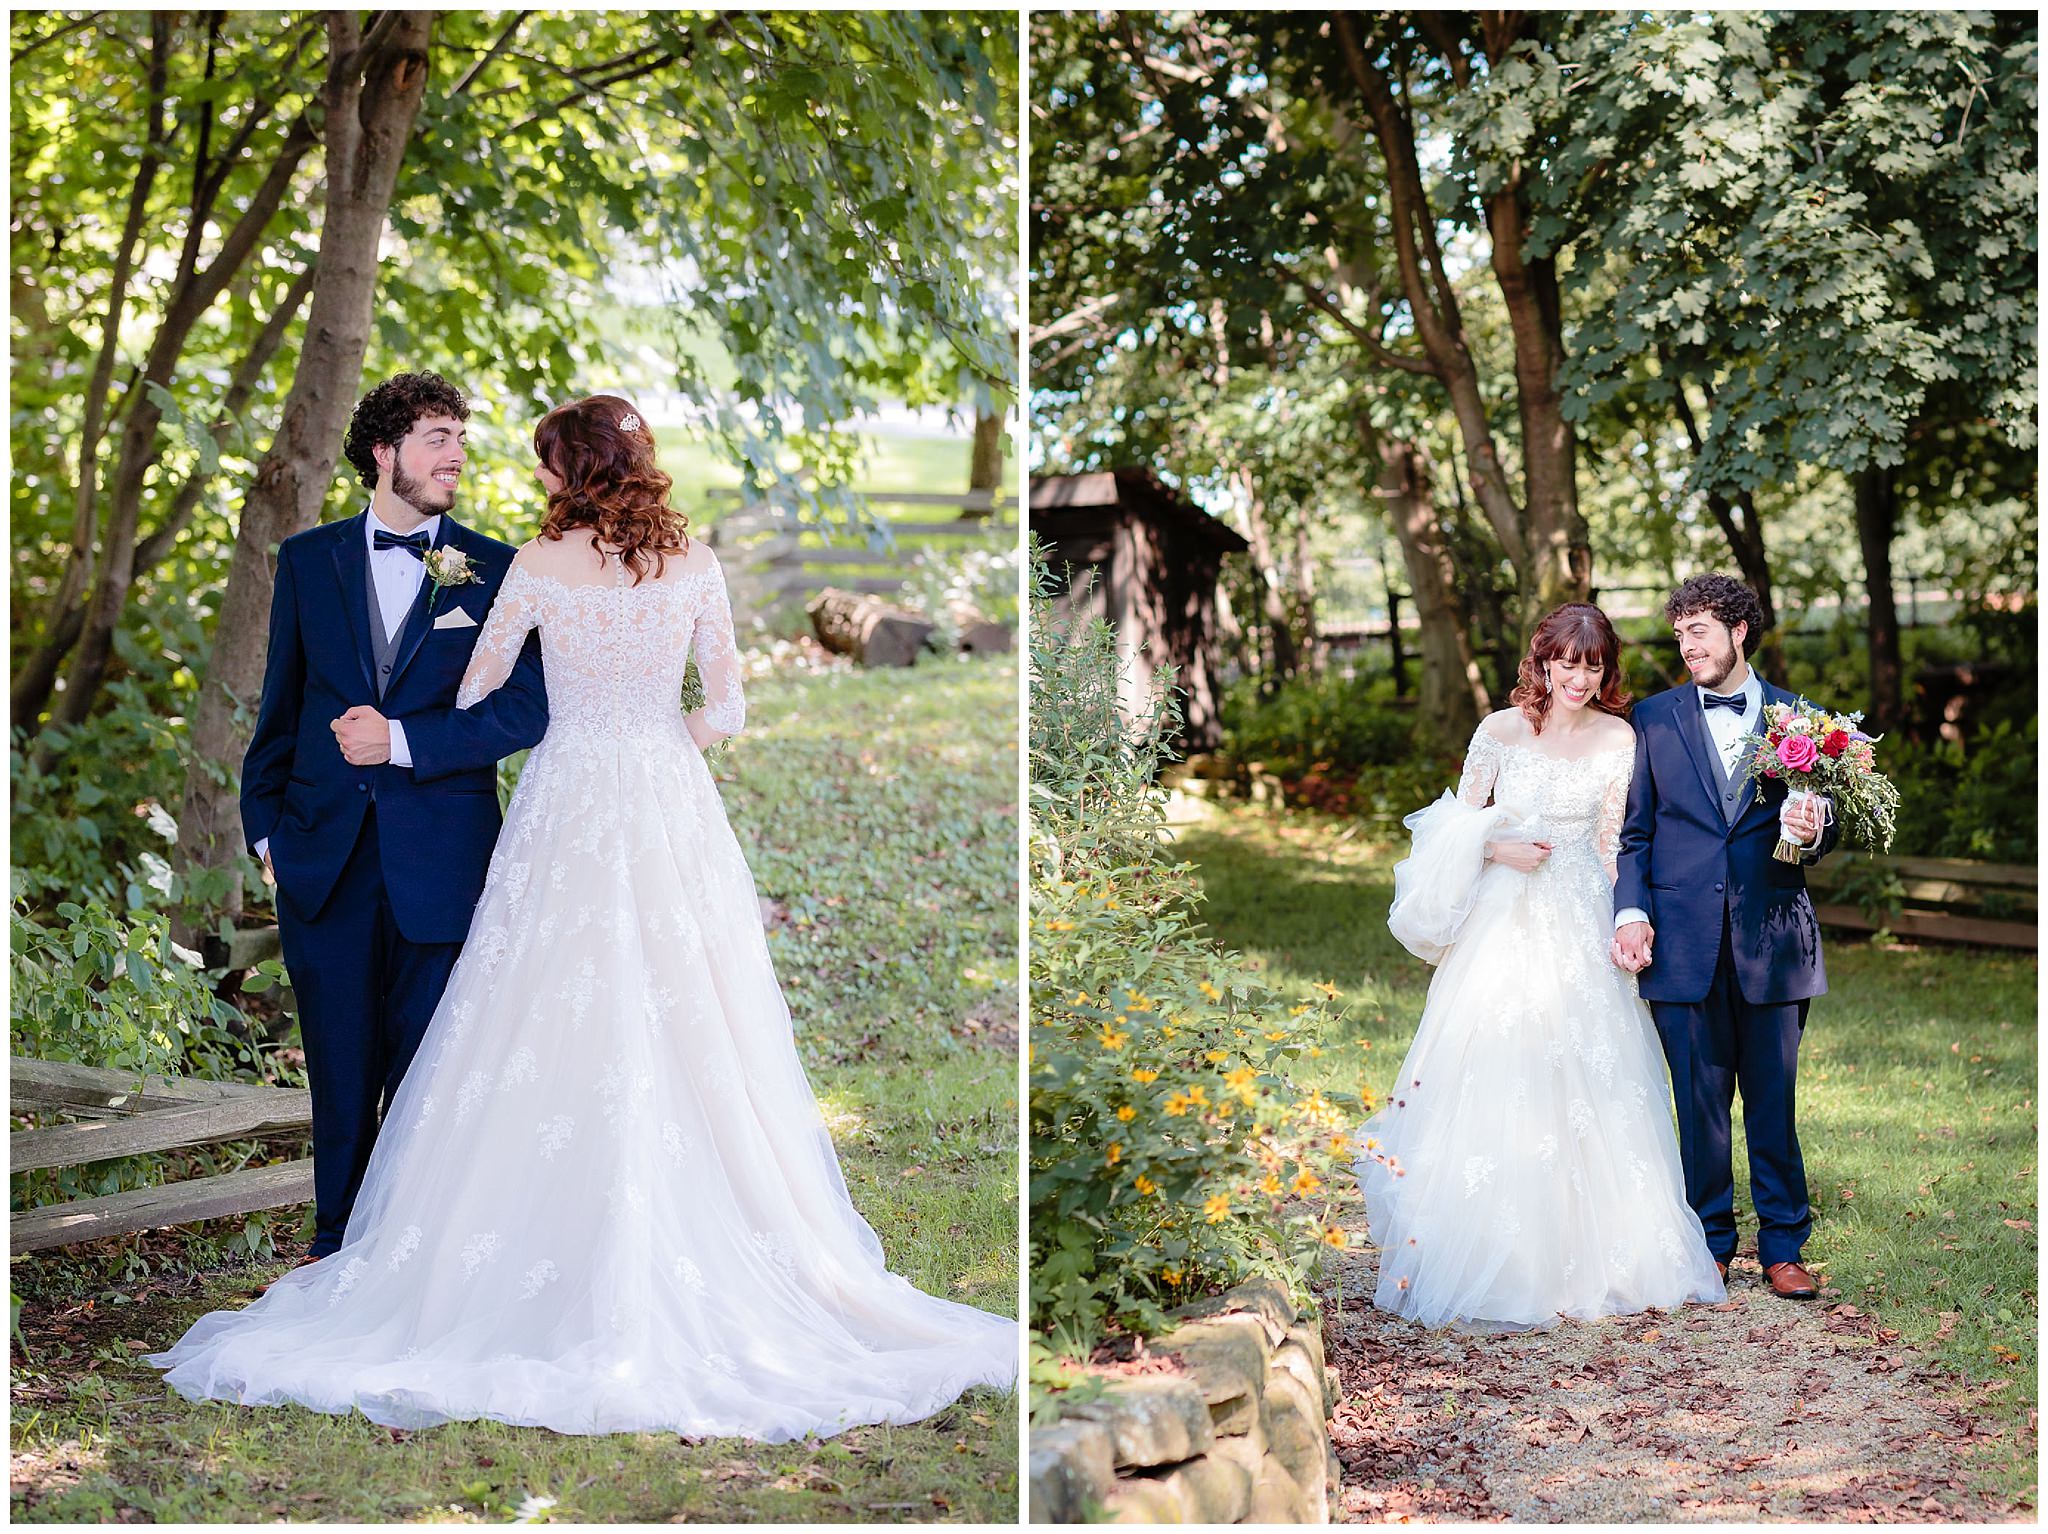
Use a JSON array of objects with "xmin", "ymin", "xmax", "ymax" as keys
[{"xmin": 1544, "ymin": 672, "xmax": 1553, "ymax": 693}]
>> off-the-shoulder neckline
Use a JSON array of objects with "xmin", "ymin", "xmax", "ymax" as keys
[{"xmin": 1477, "ymin": 732, "xmax": 1634, "ymax": 766}]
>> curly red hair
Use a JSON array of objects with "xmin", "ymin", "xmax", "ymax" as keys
[
  {"xmin": 1508, "ymin": 602, "xmax": 1631, "ymax": 733},
  {"xmin": 533, "ymin": 394, "xmax": 688, "ymax": 583}
]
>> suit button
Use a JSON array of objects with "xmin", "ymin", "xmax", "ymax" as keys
[
  {"xmin": 380, "ymin": 664, "xmax": 391, "ymax": 674},
  {"xmin": 1714, "ymin": 882, "xmax": 1725, "ymax": 892},
  {"xmin": 358, "ymin": 783, "xmax": 368, "ymax": 793}
]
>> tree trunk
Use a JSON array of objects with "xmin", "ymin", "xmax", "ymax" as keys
[
  {"xmin": 1854, "ymin": 463, "xmax": 1905, "ymax": 734},
  {"xmin": 1292, "ymin": 518, "xmax": 1321, "ymax": 674},
  {"xmin": 807, "ymin": 588, "xmax": 936, "ymax": 667},
  {"xmin": 1234, "ymin": 469, "xmax": 1299, "ymax": 681},
  {"xmin": 967, "ymin": 403, "xmax": 1007, "ymax": 507},
  {"xmin": 1364, "ymin": 417, "xmax": 1488, "ymax": 750},
  {"xmin": 175, "ymin": 11, "xmax": 437, "ymax": 940},
  {"xmin": 31, "ymin": 106, "xmax": 318, "ymax": 751},
  {"xmin": 1668, "ymin": 364, "xmax": 1785, "ymax": 678}
]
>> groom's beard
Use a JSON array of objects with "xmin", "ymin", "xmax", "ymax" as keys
[
  {"xmin": 389, "ymin": 461, "xmax": 456, "ymax": 515},
  {"xmin": 1691, "ymin": 641, "xmax": 1739, "ymax": 692}
]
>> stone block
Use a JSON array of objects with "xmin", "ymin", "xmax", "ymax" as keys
[
  {"xmin": 1106, "ymin": 1454, "xmax": 1255, "ymax": 1525},
  {"xmin": 1248, "ymin": 1458, "xmax": 1315, "ymax": 1523},
  {"xmin": 1028, "ymin": 1416, "xmax": 1114, "ymax": 1524},
  {"xmin": 1067, "ymin": 1374, "xmax": 1214, "ymax": 1469},
  {"xmin": 1262, "ymin": 1364, "xmax": 1329, "ymax": 1500},
  {"xmin": 1167, "ymin": 1275, "xmax": 1296, "ymax": 1346}
]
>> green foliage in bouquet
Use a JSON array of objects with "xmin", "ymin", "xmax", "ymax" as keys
[{"xmin": 1029, "ymin": 554, "xmax": 1360, "ymax": 1352}]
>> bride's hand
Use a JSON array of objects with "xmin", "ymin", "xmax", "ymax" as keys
[{"xmin": 1486, "ymin": 838, "xmax": 1553, "ymax": 874}]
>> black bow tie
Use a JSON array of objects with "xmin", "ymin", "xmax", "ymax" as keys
[
  {"xmin": 1702, "ymin": 690, "xmax": 1748, "ymax": 713},
  {"xmin": 373, "ymin": 528, "xmax": 431, "ymax": 559}
]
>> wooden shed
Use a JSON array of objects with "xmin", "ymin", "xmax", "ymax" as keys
[{"xmin": 1030, "ymin": 468, "xmax": 1250, "ymax": 753}]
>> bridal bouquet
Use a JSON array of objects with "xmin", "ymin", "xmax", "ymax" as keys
[{"xmin": 1740, "ymin": 698, "xmax": 1901, "ymax": 862}]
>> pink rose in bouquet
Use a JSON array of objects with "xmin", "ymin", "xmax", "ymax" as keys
[{"xmin": 1775, "ymin": 733, "xmax": 1820, "ymax": 773}]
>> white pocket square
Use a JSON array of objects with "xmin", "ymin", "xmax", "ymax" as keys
[{"xmin": 432, "ymin": 608, "xmax": 479, "ymax": 630}]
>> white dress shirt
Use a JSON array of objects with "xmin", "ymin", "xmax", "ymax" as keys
[
  {"xmin": 1615, "ymin": 668, "xmax": 1820, "ymax": 931},
  {"xmin": 365, "ymin": 505, "xmax": 435, "ymax": 771},
  {"xmin": 254, "ymin": 507, "xmax": 433, "ymax": 866}
]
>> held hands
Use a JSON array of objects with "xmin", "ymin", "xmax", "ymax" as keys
[
  {"xmin": 333, "ymin": 706, "xmax": 392, "ymax": 766},
  {"xmin": 1611, "ymin": 919, "xmax": 1655, "ymax": 975},
  {"xmin": 1486, "ymin": 838, "xmax": 1554, "ymax": 874},
  {"xmin": 1782, "ymin": 792, "xmax": 1826, "ymax": 845}
]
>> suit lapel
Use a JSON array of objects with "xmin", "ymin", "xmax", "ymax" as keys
[
  {"xmin": 383, "ymin": 515, "xmax": 458, "ymax": 697},
  {"xmin": 1673, "ymin": 685, "xmax": 1730, "ymax": 825},
  {"xmin": 330, "ymin": 513, "xmax": 377, "ymax": 696}
]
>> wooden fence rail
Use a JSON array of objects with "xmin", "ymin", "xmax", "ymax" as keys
[
  {"xmin": 1803, "ymin": 853, "xmax": 2036, "ymax": 949},
  {"xmin": 10, "ymin": 1057, "xmax": 313, "ymax": 1254},
  {"xmin": 705, "ymin": 488, "xmax": 1014, "ymax": 627}
]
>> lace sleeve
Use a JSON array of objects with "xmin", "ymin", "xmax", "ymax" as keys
[
  {"xmin": 1456, "ymin": 728, "xmax": 1503, "ymax": 807},
  {"xmin": 1596, "ymin": 750, "xmax": 1633, "ymax": 883},
  {"xmin": 685, "ymin": 554, "xmax": 745, "ymax": 748},
  {"xmin": 457, "ymin": 564, "xmax": 544, "ymax": 710}
]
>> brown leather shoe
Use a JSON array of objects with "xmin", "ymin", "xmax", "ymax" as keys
[
  {"xmin": 1765, "ymin": 1260, "xmax": 1818, "ymax": 1299},
  {"xmin": 1715, "ymin": 1260, "xmax": 1730, "ymax": 1283}
]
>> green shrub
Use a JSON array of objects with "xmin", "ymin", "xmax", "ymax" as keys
[
  {"xmin": 1872, "ymin": 719, "xmax": 2037, "ymax": 863},
  {"xmin": 9, "ymin": 900, "xmax": 299, "ymax": 1211},
  {"xmin": 1029, "ymin": 558, "xmax": 1360, "ymax": 1352},
  {"xmin": 1220, "ymin": 669, "xmax": 1419, "ymax": 776}
]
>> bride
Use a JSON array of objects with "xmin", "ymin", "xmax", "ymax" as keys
[
  {"xmin": 150, "ymin": 396, "xmax": 1018, "ymax": 1438},
  {"xmin": 1352, "ymin": 602, "xmax": 1723, "ymax": 1331}
]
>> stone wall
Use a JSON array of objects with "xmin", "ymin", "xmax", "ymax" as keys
[{"xmin": 1029, "ymin": 1278, "xmax": 1342, "ymax": 1523}]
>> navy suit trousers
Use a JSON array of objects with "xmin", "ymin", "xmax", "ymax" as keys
[
  {"xmin": 275, "ymin": 806, "xmax": 461, "ymax": 1256},
  {"xmin": 1650, "ymin": 920, "xmax": 1812, "ymax": 1268}
]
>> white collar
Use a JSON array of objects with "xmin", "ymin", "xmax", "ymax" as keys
[{"xmin": 366, "ymin": 504, "xmax": 442, "ymax": 548}]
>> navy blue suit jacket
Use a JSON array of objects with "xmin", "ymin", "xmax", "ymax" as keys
[
  {"xmin": 241, "ymin": 512, "xmax": 547, "ymax": 943},
  {"xmin": 1613, "ymin": 680, "xmax": 1840, "ymax": 1006}
]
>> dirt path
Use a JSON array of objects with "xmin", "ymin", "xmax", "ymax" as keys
[{"xmin": 1314, "ymin": 1245, "xmax": 2032, "ymax": 1523}]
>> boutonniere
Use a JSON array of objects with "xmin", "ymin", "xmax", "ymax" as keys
[{"xmin": 423, "ymin": 546, "xmax": 482, "ymax": 613}]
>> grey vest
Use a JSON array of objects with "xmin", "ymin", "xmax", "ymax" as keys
[
  {"xmin": 1702, "ymin": 702, "xmax": 1753, "ymax": 824},
  {"xmin": 366, "ymin": 565, "xmax": 415, "ymax": 700}
]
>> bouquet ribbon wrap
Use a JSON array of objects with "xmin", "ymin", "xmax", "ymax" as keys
[{"xmin": 1386, "ymin": 790, "xmax": 1515, "ymax": 965}]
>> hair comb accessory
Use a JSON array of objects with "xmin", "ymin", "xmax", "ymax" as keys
[{"xmin": 618, "ymin": 412, "xmax": 641, "ymax": 433}]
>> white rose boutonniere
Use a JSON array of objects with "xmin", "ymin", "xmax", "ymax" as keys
[{"xmin": 423, "ymin": 546, "xmax": 482, "ymax": 613}]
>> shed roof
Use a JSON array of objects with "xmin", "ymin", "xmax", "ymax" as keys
[{"xmin": 1030, "ymin": 467, "xmax": 1250, "ymax": 554}]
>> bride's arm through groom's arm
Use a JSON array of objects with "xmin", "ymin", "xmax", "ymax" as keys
[{"xmin": 402, "ymin": 561, "xmax": 550, "ymax": 782}]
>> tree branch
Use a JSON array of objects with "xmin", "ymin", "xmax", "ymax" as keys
[
  {"xmin": 1282, "ymin": 261, "xmax": 1438, "ymax": 376},
  {"xmin": 450, "ymin": 9, "xmax": 530, "ymax": 95}
]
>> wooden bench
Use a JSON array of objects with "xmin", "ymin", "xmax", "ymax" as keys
[
  {"xmin": 1803, "ymin": 853, "xmax": 2036, "ymax": 950},
  {"xmin": 10, "ymin": 1057, "xmax": 313, "ymax": 1254}
]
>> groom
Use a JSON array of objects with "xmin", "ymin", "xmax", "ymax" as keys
[
  {"xmin": 242, "ymin": 371, "xmax": 547, "ymax": 1262},
  {"xmin": 1611, "ymin": 574, "xmax": 1839, "ymax": 1301}
]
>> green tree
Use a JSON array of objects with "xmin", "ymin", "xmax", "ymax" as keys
[{"xmin": 1546, "ymin": 10, "xmax": 2038, "ymax": 726}]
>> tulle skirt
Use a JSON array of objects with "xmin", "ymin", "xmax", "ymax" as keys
[{"xmin": 149, "ymin": 723, "xmax": 1017, "ymax": 1437}]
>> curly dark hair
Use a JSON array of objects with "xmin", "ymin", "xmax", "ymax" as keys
[
  {"xmin": 533, "ymin": 395, "xmax": 688, "ymax": 583},
  {"xmin": 1508, "ymin": 602, "xmax": 1631, "ymax": 733},
  {"xmin": 1664, "ymin": 573, "xmax": 1765, "ymax": 654},
  {"xmin": 343, "ymin": 372, "xmax": 470, "ymax": 488}
]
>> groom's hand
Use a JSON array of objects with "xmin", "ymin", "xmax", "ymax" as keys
[
  {"xmin": 1612, "ymin": 919, "xmax": 1655, "ymax": 974},
  {"xmin": 333, "ymin": 706, "xmax": 392, "ymax": 765}
]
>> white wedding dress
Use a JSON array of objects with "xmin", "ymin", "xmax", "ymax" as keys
[
  {"xmin": 1352, "ymin": 721, "xmax": 1723, "ymax": 1331},
  {"xmin": 150, "ymin": 540, "xmax": 1017, "ymax": 1437}
]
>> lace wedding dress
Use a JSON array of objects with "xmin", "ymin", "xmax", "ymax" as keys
[
  {"xmin": 151, "ymin": 542, "xmax": 1017, "ymax": 1437},
  {"xmin": 1352, "ymin": 723, "xmax": 1724, "ymax": 1331}
]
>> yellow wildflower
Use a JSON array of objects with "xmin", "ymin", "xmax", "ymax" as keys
[
  {"xmin": 1134, "ymin": 1174, "xmax": 1157, "ymax": 1195},
  {"xmin": 1198, "ymin": 981, "xmax": 1222, "ymax": 1001},
  {"xmin": 1293, "ymin": 1169, "xmax": 1322, "ymax": 1196},
  {"xmin": 1264, "ymin": 1030, "xmax": 1289, "ymax": 1042},
  {"xmin": 1104, "ymin": 1143, "xmax": 1122, "ymax": 1166},
  {"xmin": 1204, "ymin": 1193, "xmax": 1230, "ymax": 1224},
  {"xmin": 1185, "ymin": 1085, "xmax": 1208, "ymax": 1106},
  {"xmin": 1164, "ymin": 1092, "xmax": 1191, "ymax": 1117},
  {"xmin": 1323, "ymin": 1226, "xmax": 1349, "ymax": 1249},
  {"xmin": 1314, "ymin": 979, "xmax": 1340, "ymax": 999},
  {"xmin": 1115, "ymin": 1105, "xmax": 1137, "ymax": 1122},
  {"xmin": 1205, "ymin": 1050, "xmax": 1228, "ymax": 1064},
  {"xmin": 1162, "ymin": 1267, "xmax": 1182, "ymax": 1286},
  {"xmin": 1290, "ymin": 1003, "xmax": 1312, "ymax": 1017},
  {"xmin": 1098, "ymin": 1026, "xmax": 1129, "ymax": 1050},
  {"xmin": 1131, "ymin": 1068, "xmax": 1160, "ymax": 1084},
  {"xmin": 1260, "ymin": 1173, "xmax": 1282, "ymax": 1195}
]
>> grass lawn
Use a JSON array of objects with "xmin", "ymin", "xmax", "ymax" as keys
[
  {"xmin": 10, "ymin": 655, "xmax": 1021, "ymax": 1524},
  {"xmin": 1170, "ymin": 798, "xmax": 2037, "ymax": 1503}
]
